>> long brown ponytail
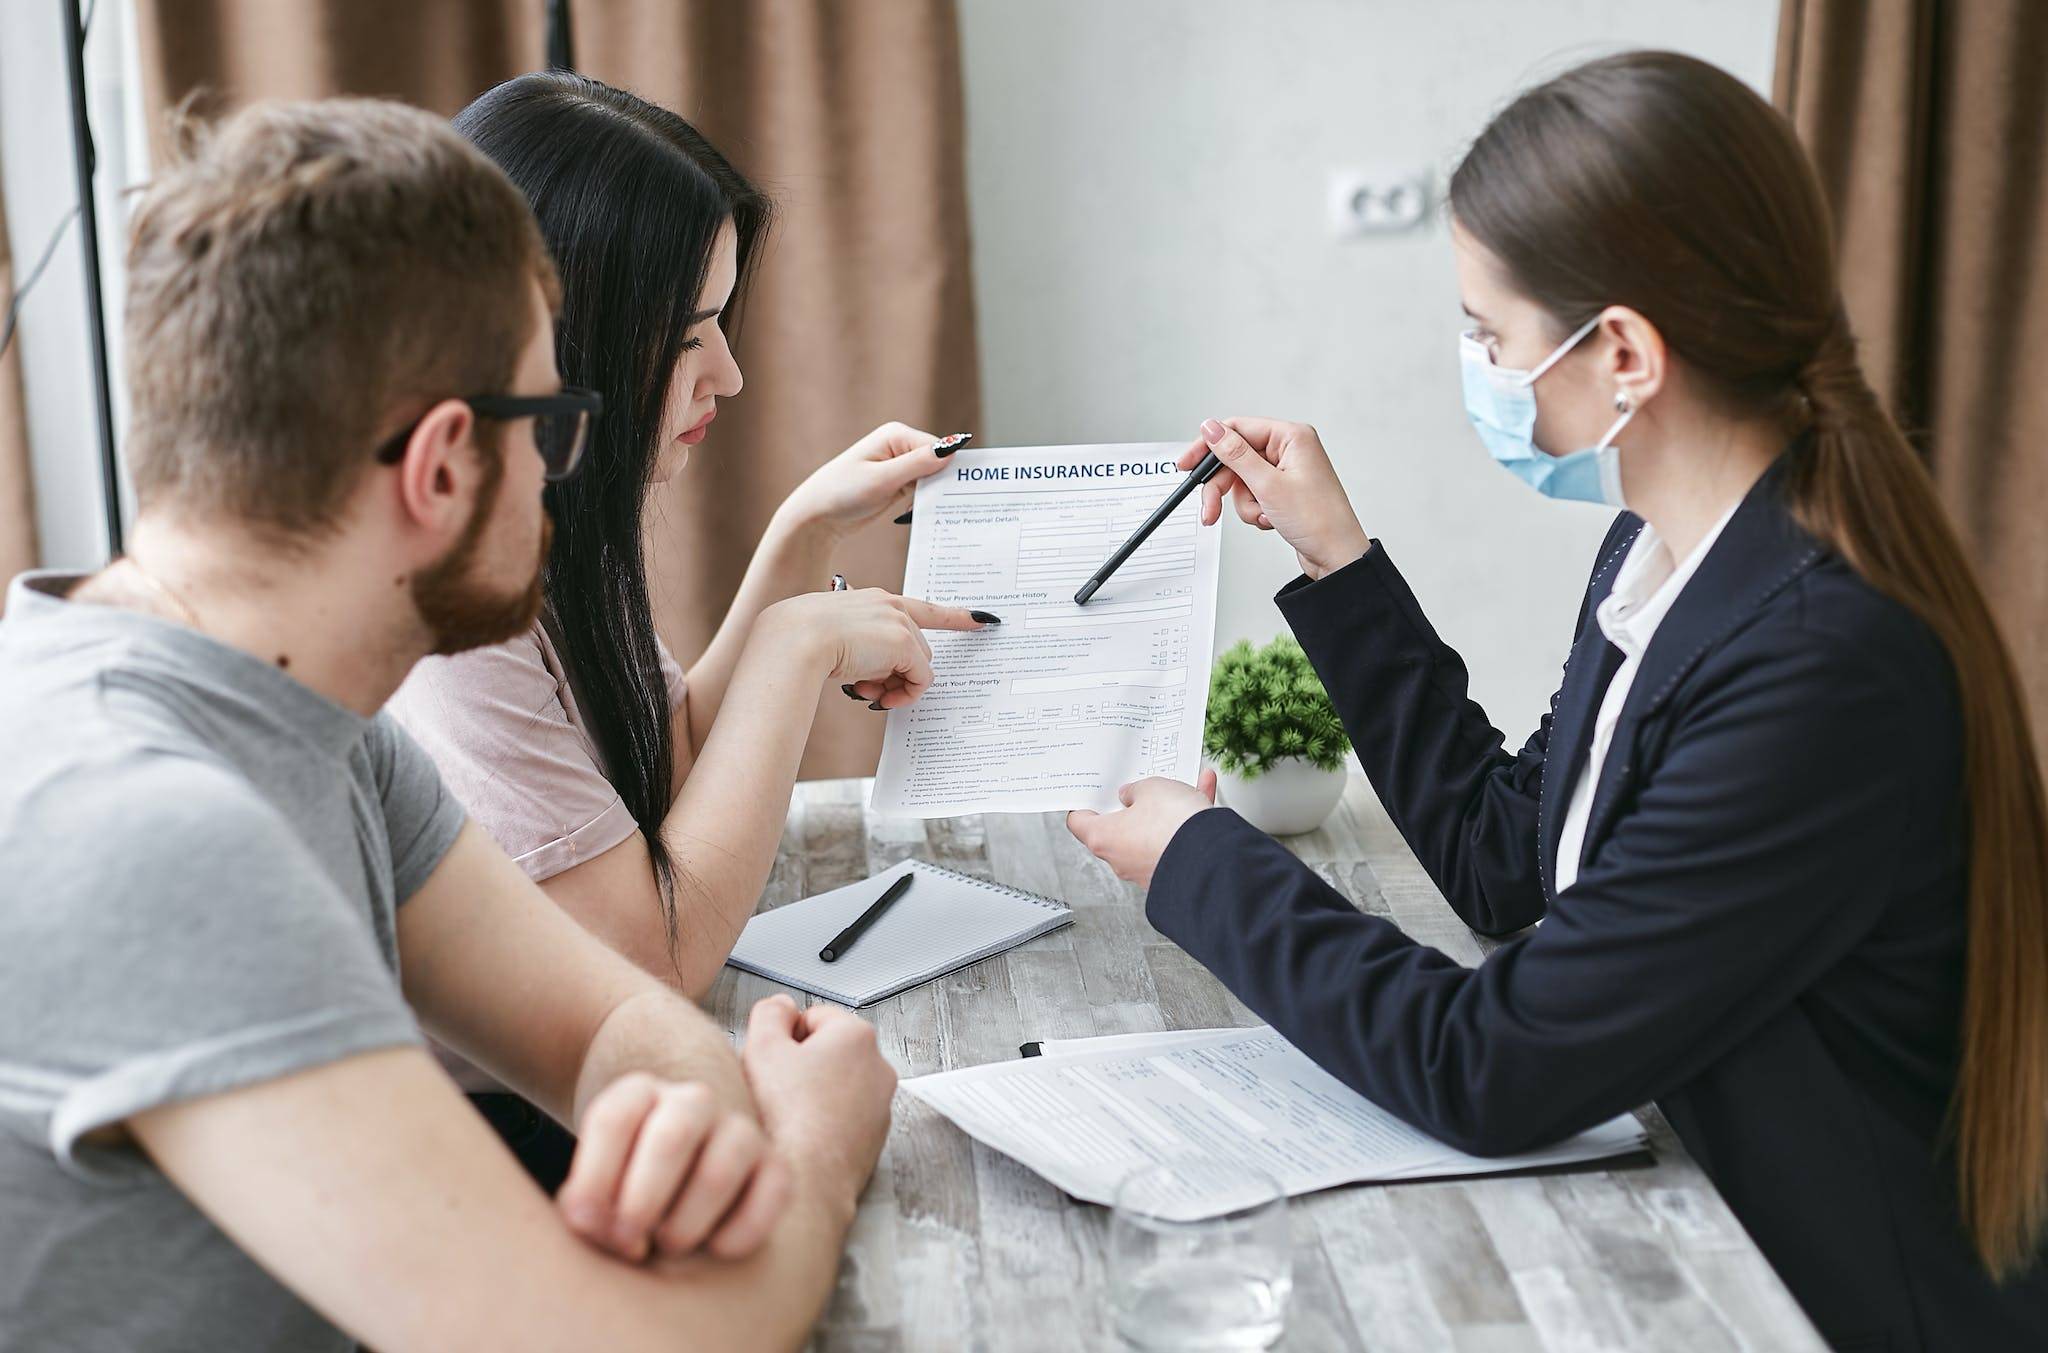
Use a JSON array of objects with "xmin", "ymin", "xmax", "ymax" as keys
[
  {"xmin": 1451, "ymin": 50, "xmax": 2048, "ymax": 1277},
  {"xmin": 1793, "ymin": 307, "xmax": 2048, "ymax": 1278}
]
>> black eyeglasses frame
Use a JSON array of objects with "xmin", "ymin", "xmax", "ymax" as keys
[{"xmin": 372, "ymin": 385, "xmax": 603, "ymax": 483}]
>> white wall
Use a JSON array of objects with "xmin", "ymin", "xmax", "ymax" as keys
[{"xmin": 957, "ymin": 0, "xmax": 1778, "ymax": 743}]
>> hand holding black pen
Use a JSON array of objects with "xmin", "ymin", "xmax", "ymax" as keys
[{"xmin": 1164, "ymin": 418, "xmax": 1373, "ymax": 582}]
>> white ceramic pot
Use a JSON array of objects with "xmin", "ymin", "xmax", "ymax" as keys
[{"xmin": 1217, "ymin": 758, "xmax": 1347, "ymax": 836}]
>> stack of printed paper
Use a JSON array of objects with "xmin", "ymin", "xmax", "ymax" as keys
[{"xmin": 903, "ymin": 1027, "xmax": 1650, "ymax": 1221}]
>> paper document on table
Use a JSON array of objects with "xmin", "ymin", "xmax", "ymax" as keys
[
  {"xmin": 903, "ymin": 1026, "xmax": 1650, "ymax": 1221},
  {"xmin": 1024, "ymin": 1028, "xmax": 1251, "ymax": 1060},
  {"xmin": 871, "ymin": 443, "xmax": 1220, "ymax": 817}
]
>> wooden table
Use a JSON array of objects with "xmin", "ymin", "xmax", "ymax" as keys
[{"xmin": 706, "ymin": 776, "xmax": 1825, "ymax": 1351}]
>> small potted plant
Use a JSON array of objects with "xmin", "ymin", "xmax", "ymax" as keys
[{"xmin": 1202, "ymin": 636, "xmax": 1349, "ymax": 835}]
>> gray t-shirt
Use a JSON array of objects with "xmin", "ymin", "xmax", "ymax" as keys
[{"xmin": 0, "ymin": 572, "xmax": 466, "ymax": 1352}]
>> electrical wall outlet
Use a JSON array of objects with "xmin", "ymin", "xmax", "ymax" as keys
[{"xmin": 1328, "ymin": 168, "xmax": 1433, "ymax": 237}]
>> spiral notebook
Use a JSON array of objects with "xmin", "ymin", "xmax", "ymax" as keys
[{"xmin": 725, "ymin": 859, "xmax": 1073, "ymax": 1008}]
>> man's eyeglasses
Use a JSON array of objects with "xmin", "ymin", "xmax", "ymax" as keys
[{"xmin": 373, "ymin": 386, "xmax": 604, "ymax": 483}]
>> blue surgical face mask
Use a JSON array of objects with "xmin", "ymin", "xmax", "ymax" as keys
[{"xmin": 1460, "ymin": 314, "xmax": 1635, "ymax": 507}]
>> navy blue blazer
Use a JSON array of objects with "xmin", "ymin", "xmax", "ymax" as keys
[{"xmin": 1149, "ymin": 461, "xmax": 2048, "ymax": 1348}]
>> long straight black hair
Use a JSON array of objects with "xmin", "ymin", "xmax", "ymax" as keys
[{"xmin": 455, "ymin": 73, "xmax": 771, "ymax": 956}]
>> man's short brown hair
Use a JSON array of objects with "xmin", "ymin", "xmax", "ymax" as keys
[{"xmin": 124, "ymin": 97, "xmax": 557, "ymax": 536}]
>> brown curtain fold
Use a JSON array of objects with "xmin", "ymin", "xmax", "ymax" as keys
[
  {"xmin": 1775, "ymin": 0, "xmax": 2048, "ymax": 740},
  {"xmin": 0, "ymin": 143, "xmax": 40, "ymax": 582},
  {"xmin": 135, "ymin": 1, "xmax": 541, "ymax": 130},
  {"xmin": 134, "ymin": 0, "xmax": 980, "ymax": 780}
]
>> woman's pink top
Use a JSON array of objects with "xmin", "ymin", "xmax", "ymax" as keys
[{"xmin": 386, "ymin": 619, "xmax": 687, "ymax": 1092}]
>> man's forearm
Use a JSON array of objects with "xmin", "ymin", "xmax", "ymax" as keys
[
  {"xmin": 604, "ymin": 1169, "xmax": 858, "ymax": 1353},
  {"xmin": 572, "ymin": 988, "xmax": 754, "ymax": 1126},
  {"xmin": 136, "ymin": 1039, "xmax": 867, "ymax": 1353}
]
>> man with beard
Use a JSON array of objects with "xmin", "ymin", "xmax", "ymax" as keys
[{"xmin": 0, "ymin": 100, "xmax": 907, "ymax": 1352}]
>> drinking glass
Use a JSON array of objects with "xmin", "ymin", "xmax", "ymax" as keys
[{"xmin": 1107, "ymin": 1159, "xmax": 1291, "ymax": 1351}]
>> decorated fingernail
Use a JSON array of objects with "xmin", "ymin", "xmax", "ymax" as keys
[
  {"xmin": 970, "ymin": 611, "xmax": 1002, "ymax": 625},
  {"xmin": 868, "ymin": 701, "xmax": 888, "ymax": 711},
  {"xmin": 932, "ymin": 432, "xmax": 973, "ymax": 458},
  {"xmin": 893, "ymin": 510, "xmax": 913, "ymax": 525},
  {"xmin": 841, "ymin": 684, "xmax": 862, "ymax": 700}
]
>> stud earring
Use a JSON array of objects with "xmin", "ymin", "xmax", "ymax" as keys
[{"xmin": 1613, "ymin": 391, "xmax": 1633, "ymax": 414}]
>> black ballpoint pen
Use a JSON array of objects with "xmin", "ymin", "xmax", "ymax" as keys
[
  {"xmin": 819, "ymin": 872, "xmax": 915, "ymax": 962},
  {"xmin": 1073, "ymin": 450, "xmax": 1224, "ymax": 605}
]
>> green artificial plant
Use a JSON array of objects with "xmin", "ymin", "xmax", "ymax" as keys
[{"xmin": 1202, "ymin": 636, "xmax": 1347, "ymax": 780}]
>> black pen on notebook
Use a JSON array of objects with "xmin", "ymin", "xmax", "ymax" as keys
[
  {"xmin": 819, "ymin": 872, "xmax": 914, "ymax": 963},
  {"xmin": 1073, "ymin": 448, "xmax": 1224, "ymax": 605}
]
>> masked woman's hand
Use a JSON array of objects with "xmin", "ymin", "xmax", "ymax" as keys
[{"xmin": 1181, "ymin": 418, "xmax": 1371, "ymax": 580}]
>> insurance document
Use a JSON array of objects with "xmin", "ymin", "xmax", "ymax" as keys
[
  {"xmin": 903, "ymin": 1027, "xmax": 1650, "ymax": 1221},
  {"xmin": 871, "ymin": 443, "xmax": 1221, "ymax": 817}
]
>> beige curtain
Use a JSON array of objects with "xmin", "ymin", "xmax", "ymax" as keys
[
  {"xmin": 1775, "ymin": 0, "xmax": 2048, "ymax": 740},
  {"xmin": 136, "ymin": 1, "xmax": 540, "ymax": 126},
  {"xmin": 135, "ymin": 0, "xmax": 980, "ymax": 780},
  {"xmin": 0, "ymin": 142, "xmax": 40, "ymax": 584}
]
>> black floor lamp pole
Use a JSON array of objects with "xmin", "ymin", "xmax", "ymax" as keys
[
  {"xmin": 54, "ymin": 0, "xmax": 570, "ymax": 563},
  {"xmin": 546, "ymin": 0, "xmax": 575, "ymax": 71},
  {"xmin": 61, "ymin": 0, "xmax": 123, "ymax": 558}
]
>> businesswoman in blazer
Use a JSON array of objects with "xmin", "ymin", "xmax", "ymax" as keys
[{"xmin": 1070, "ymin": 51, "xmax": 2048, "ymax": 1348}]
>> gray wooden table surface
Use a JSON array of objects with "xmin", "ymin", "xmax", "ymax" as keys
[{"xmin": 705, "ymin": 776, "xmax": 1825, "ymax": 1351}]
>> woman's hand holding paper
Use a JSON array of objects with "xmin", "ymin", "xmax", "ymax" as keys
[
  {"xmin": 775, "ymin": 422, "xmax": 959, "ymax": 543},
  {"xmin": 1067, "ymin": 770, "xmax": 1219, "ymax": 888}
]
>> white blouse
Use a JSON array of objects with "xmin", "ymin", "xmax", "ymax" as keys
[{"xmin": 1553, "ymin": 504, "xmax": 1739, "ymax": 895}]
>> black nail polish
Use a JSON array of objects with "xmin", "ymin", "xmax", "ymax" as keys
[
  {"xmin": 893, "ymin": 510, "xmax": 913, "ymax": 525},
  {"xmin": 970, "ymin": 610, "xmax": 1003, "ymax": 625},
  {"xmin": 869, "ymin": 701, "xmax": 888, "ymax": 710},
  {"xmin": 841, "ymin": 684, "xmax": 861, "ymax": 700},
  {"xmin": 932, "ymin": 432, "xmax": 973, "ymax": 458}
]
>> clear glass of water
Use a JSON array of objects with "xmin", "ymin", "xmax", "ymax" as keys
[{"xmin": 1107, "ymin": 1158, "xmax": 1291, "ymax": 1351}]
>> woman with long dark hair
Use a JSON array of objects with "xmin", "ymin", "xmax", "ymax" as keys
[
  {"xmin": 389, "ymin": 71, "xmax": 992, "ymax": 1187},
  {"xmin": 1069, "ymin": 51, "xmax": 2048, "ymax": 1345}
]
